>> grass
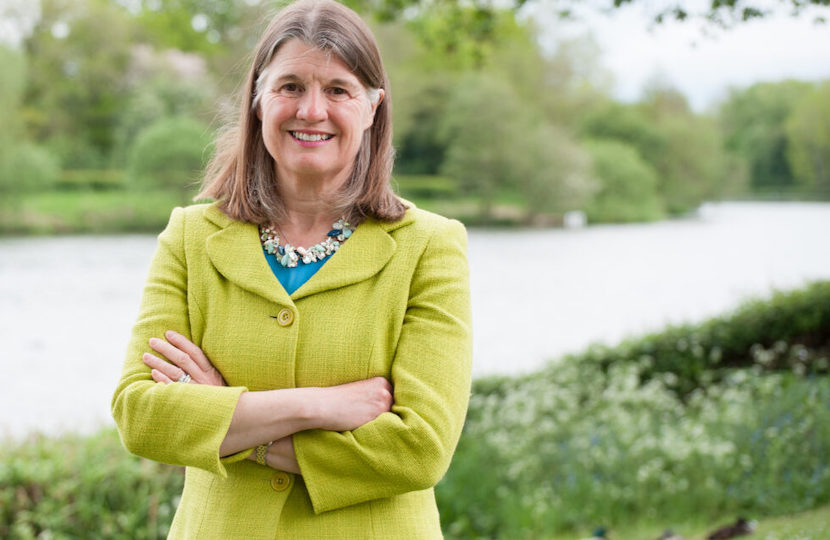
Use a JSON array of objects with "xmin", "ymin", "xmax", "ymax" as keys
[
  {"xmin": 1, "ymin": 189, "xmax": 195, "ymax": 235},
  {"xmin": 601, "ymin": 504, "xmax": 830, "ymax": 540}
]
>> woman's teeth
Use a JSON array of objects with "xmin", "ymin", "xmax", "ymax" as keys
[{"xmin": 291, "ymin": 132, "xmax": 333, "ymax": 142}]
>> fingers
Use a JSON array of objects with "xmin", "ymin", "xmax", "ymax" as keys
[
  {"xmin": 142, "ymin": 352, "xmax": 184, "ymax": 384},
  {"xmin": 142, "ymin": 331, "xmax": 225, "ymax": 386},
  {"xmin": 368, "ymin": 377, "xmax": 394, "ymax": 411},
  {"xmin": 164, "ymin": 330, "xmax": 213, "ymax": 373},
  {"xmin": 150, "ymin": 368, "xmax": 175, "ymax": 384},
  {"xmin": 149, "ymin": 336, "xmax": 199, "ymax": 377}
]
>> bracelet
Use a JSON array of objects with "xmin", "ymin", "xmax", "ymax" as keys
[{"xmin": 255, "ymin": 441, "xmax": 273, "ymax": 466}]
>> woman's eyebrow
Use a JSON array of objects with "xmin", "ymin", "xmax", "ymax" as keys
[
  {"xmin": 327, "ymin": 77, "xmax": 360, "ymax": 89},
  {"xmin": 271, "ymin": 73, "xmax": 302, "ymax": 85}
]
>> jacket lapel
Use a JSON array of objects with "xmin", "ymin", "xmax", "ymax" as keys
[{"xmin": 205, "ymin": 212, "xmax": 293, "ymax": 306}]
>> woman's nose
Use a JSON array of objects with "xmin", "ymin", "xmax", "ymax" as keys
[{"xmin": 297, "ymin": 88, "xmax": 327, "ymax": 122}]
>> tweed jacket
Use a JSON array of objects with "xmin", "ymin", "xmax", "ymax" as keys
[{"xmin": 111, "ymin": 201, "xmax": 473, "ymax": 539}]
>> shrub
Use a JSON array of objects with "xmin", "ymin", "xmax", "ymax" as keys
[
  {"xmin": 0, "ymin": 143, "xmax": 60, "ymax": 196},
  {"xmin": 0, "ymin": 430, "xmax": 183, "ymax": 539},
  {"xmin": 566, "ymin": 280, "xmax": 830, "ymax": 397},
  {"xmin": 126, "ymin": 117, "xmax": 211, "ymax": 191}
]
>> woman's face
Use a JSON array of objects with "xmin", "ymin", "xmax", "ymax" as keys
[{"xmin": 257, "ymin": 39, "xmax": 382, "ymax": 186}]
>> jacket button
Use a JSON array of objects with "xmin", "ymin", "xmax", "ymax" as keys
[
  {"xmin": 270, "ymin": 471, "xmax": 291, "ymax": 491},
  {"xmin": 276, "ymin": 308, "xmax": 294, "ymax": 327}
]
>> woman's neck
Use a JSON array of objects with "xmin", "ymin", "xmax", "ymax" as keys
[{"xmin": 275, "ymin": 179, "xmax": 345, "ymax": 248}]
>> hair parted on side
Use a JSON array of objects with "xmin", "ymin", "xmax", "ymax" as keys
[{"xmin": 196, "ymin": 0, "xmax": 405, "ymax": 225}]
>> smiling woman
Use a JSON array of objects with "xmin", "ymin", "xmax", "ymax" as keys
[{"xmin": 110, "ymin": 0, "xmax": 473, "ymax": 538}]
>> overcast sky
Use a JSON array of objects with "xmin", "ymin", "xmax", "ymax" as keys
[{"xmin": 526, "ymin": 1, "xmax": 830, "ymax": 112}]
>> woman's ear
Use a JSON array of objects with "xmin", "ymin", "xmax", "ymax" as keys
[{"xmin": 365, "ymin": 88, "xmax": 384, "ymax": 128}]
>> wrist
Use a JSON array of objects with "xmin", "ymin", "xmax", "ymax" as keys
[{"xmin": 293, "ymin": 387, "xmax": 328, "ymax": 431}]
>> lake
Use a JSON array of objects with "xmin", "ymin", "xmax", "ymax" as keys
[{"xmin": 2, "ymin": 201, "xmax": 829, "ymax": 440}]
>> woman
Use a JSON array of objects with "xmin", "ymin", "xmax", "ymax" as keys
[{"xmin": 110, "ymin": 0, "xmax": 472, "ymax": 538}]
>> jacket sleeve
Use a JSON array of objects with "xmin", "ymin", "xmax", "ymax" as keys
[
  {"xmin": 111, "ymin": 207, "xmax": 248, "ymax": 477},
  {"xmin": 292, "ymin": 218, "xmax": 473, "ymax": 513}
]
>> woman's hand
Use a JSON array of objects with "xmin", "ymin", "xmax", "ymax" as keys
[
  {"xmin": 142, "ymin": 330, "xmax": 226, "ymax": 386},
  {"xmin": 313, "ymin": 376, "xmax": 394, "ymax": 432},
  {"xmin": 247, "ymin": 436, "xmax": 302, "ymax": 474}
]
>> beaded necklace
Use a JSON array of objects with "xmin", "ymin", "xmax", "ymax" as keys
[{"xmin": 259, "ymin": 218, "xmax": 353, "ymax": 268}]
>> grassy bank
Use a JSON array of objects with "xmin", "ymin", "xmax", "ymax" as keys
[{"xmin": 0, "ymin": 190, "xmax": 191, "ymax": 235}]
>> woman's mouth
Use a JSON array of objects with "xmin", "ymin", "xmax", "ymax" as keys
[{"xmin": 290, "ymin": 131, "xmax": 334, "ymax": 142}]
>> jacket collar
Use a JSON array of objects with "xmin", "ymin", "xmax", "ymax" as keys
[{"xmin": 204, "ymin": 202, "xmax": 415, "ymax": 304}]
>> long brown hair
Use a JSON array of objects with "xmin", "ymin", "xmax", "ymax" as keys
[{"xmin": 197, "ymin": 0, "xmax": 405, "ymax": 224}]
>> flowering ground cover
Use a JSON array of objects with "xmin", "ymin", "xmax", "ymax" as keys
[{"xmin": 437, "ymin": 281, "xmax": 830, "ymax": 539}]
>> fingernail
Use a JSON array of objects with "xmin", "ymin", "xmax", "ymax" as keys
[{"xmin": 165, "ymin": 330, "xmax": 175, "ymax": 339}]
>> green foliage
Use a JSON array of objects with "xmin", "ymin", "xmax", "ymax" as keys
[
  {"xmin": 127, "ymin": 117, "xmax": 212, "ymax": 191},
  {"xmin": 0, "ymin": 46, "xmax": 59, "ymax": 201},
  {"xmin": 111, "ymin": 53, "xmax": 217, "ymax": 167},
  {"xmin": 582, "ymin": 138, "xmax": 664, "ymax": 223},
  {"xmin": 512, "ymin": 123, "xmax": 596, "ymax": 219},
  {"xmin": 0, "ymin": 429, "xmax": 183, "ymax": 539},
  {"xmin": 570, "ymin": 280, "xmax": 830, "ymax": 396},
  {"xmin": 640, "ymin": 87, "xmax": 730, "ymax": 213},
  {"xmin": 56, "ymin": 169, "xmax": 125, "ymax": 191},
  {"xmin": 719, "ymin": 80, "xmax": 813, "ymax": 193},
  {"xmin": 0, "ymin": 143, "xmax": 61, "ymax": 196},
  {"xmin": 393, "ymin": 174, "xmax": 458, "ymax": 200},
  {"xmin": 439, "ymin": 71, "xmax": 595, "ymax": 221},
  {"xmin": 786, "ymin": 82, "xmax": 830, "ymax": 195},
  {"xmin": 406, "ymin": 6, "xmax": 522, "ymax": 71},
  {"xmin": 582, "ymin": 90, "xmax": 732, "ymax": 215},
  {"xmin": 441, "ymin": 367, "xmax": 830, "ymax": 538},
  {"xmin": 438, "ymin": 72, "xmax": 527, "ymax": 219},
  {"xmin": 23, "ymin": 0, "xmax": 136, "ymax": 169},
  {"xmin": 438, "ymin": 280, "xmax": 830, "ymax": 538},
  {"xmin": 0, "ymin": 189, "xmax": 188, "ymax": 235},
  {"xmin": 0, "ymin": 45, "xmax": 26, "ymax": 141},
  {"xmin": 580, "ymin": 101, "xmax": 668, "ymax": 175}
]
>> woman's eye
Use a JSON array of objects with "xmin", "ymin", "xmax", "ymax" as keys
[
  {"xmin": 328, "ymin": 87, "xmax": 349, "ymax": 99},
  {"xmin": 281, "ymin": 83, "xmax": 301, "ymax": 94}
]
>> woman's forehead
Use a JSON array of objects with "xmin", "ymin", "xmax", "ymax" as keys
[{"xmin": 264, "ymin": 40, "xmax": 360, "ymax": 85}]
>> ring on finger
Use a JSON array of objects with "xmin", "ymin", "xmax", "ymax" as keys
[{"xmin": 177, "ymin": 372, "xmax": 191, "ymax": 384}]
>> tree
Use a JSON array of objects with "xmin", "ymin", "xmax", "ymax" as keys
[
  {"xmin": 345, "ymin": 0, "xmax": 830, "ymax": 32},
  {"xmin": 23, "ymin": 0, "xmax": 136, "ymax": 168},
  {"xmin": 786, "ymin": 82, "xmax": 830, "ymax": 195},
  {"xmin": 0, "ymin": 46, "xmax": 59, "ymax": 204},
  {"xmin": 640, "ymin": 86, "xmax": 730, "ymax": 213},
  {"xmin": 582, "ymin": 139, "xmax": 664, "ymax": 223},
  {"xmin": 512, "ymin": 124, "xmax": 596, "ymax": 220},
  {"xmin": 719, "ymin": 80, "xmax": 813, "ymax": 193},
  {"xmin": 439, "ymin": 72, "xmax": 595, "ymax": 221},
  {"xmin": 439, "ymin": 73, "xmax": 523, "ymax": 220}
]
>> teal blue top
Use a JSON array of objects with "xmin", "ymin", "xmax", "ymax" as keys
[{"xmin": 263, "ymin": 248, "xmax": 330, "ymax": 295}]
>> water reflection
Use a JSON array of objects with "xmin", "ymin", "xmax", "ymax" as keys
[{"xmin": 2, "ymin": 202, "xmax": 829, "ymax": 439}]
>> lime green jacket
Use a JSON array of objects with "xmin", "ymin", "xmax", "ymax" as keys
[{"xmin": 111, "ymin": 202, "xmax": 472, "ymax": 539}]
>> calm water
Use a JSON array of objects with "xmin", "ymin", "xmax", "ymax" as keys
[{"xmin": 2, "ymin": 202, "xmax": 830, "ymax": 440}]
